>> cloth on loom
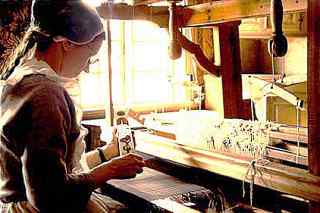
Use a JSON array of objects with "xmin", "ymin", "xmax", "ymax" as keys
[{"xmin": 104, "ymin": 167, "xmax": 214, "ymax": 212}]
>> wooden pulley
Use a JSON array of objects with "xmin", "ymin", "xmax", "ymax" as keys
[
  {"xmin": 268, "ymin": 0, "xmax": 288, "ymax": 57},
  {"xmin": 168, "ymin": 1, "xmax": 182, "ymax": 60}
]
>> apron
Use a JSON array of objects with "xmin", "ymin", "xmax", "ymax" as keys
[{"xmin": 0, "ymin": 47, "xmax": 126, "ymax": 212}]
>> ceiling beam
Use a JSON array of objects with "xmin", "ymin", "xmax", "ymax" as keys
[
  {"xmin": 96, "ymin": 3, "xmax": 169, "ymax": 27},
  {"xmin": 185, "ymin": 0, "xmax": 307, "ymax": 27},
  {"xmin": 97, "ymin": 0, "xmax": 307, "ymax": 28}
]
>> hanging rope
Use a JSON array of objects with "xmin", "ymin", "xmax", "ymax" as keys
[
  {"xmin": 248, "ymin": 76, "xmax": 256, "ymax": 121},
  {"xmin": 271, "ymin": 53, "xmax": 276, "ymax": 88},
  {"xmin": 242, "ymin": 160, "xmax": 256, "ymax": 207},
  {"xmin": 295, "ymin": 104, "xmax": 301, "ymax": 164},
  {"xmin": 242, "ymin": 159, "xmax": 269, "ymax": 207}
]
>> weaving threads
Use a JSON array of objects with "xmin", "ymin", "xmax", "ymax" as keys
[{"xmin": 205, "ymin": 119, "xmax": 279, "ymax": 158}]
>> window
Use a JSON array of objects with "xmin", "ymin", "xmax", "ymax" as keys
[
  {"xmin": 111, "ymin": 20, "xmax": 189, "ymax": 109},
  {"xmin": 78, "ymin": 19, "xmax": 190, "ymax": 115}
]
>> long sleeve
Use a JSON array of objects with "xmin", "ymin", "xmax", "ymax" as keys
[{"xmin": 20, "ymin": 82, "xmax": 95, "ymax": 212}]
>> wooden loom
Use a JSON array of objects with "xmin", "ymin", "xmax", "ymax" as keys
[{"xmin": 95, "ymin": 0, "xmax": 320, "ymax": 211}]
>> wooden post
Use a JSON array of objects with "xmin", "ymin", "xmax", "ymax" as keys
[
  {"xmin": 308, "ymin": 0, "xmax": 320, "ymax": 212},
  {"xmin": 218, "ymin": 22, "xmax": 251, "ymax": 119},
  {"xmin": 106, "ymin": 20, "xmax": 114, "ymax": 126}
]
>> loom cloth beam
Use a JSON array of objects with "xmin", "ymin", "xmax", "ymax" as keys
[{"xmin": 134, "ymin": 130, "xmax": 320, "ymax": 203}]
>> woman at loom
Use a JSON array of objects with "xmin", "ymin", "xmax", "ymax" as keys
[{"xmin": 0, "ymin": 0, "xmax": 145, "ymax": 212}]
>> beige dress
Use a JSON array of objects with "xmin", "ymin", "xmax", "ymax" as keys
[{"xmin": 0, "ymin": 48, "xmax": 126, "ymax": 213}]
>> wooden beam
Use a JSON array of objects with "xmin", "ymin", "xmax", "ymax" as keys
[
  {"xmin": 268, "ymin": 131, "xmax": 308, "ymax": 144},
  {"xmin": 176, "ymin": 30, "xmax": 219, "ymax": 76},
  {"xmin": 96, "ymin": 3, "xmax": 193, "ymax": 28},
  {"xmin": 133, "ymin": 0, "xmax": 166, "ymax": 6},
  {"xmin": 134, "ymin": 131, "xmax": 320, "ymax": 202},
  {"xmin": 218, "ymin": 22, "xmax": 251, "ymax": 119},
  {"xmin": 266, "ymin": 146, "xmax": 308, "ymax": 166},
  {"xmin": 96, "ymin": 3, "xmax": 169, "ymax": 27},
  {"xmin": 308, "ymin": 0, "xmax": 320, "ymax": 211},
  {"xmin": 106, "ymin": 20, "xmax": 114, "ymax": 126},
  {"xmin": 185, "ymin": 0, "xmax": 307, "ymax": 27},
  {"xmin": 308, "ymin": 0, "xmax": 320, "ymax": 180},
  {"xmin": 97, "ymin": 0, "xmax": 306, "ymax": 28}
]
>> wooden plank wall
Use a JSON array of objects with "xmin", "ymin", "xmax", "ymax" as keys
[{"xmin": 308, "ymin": 0, "xmax": 320, "ymax": 212}]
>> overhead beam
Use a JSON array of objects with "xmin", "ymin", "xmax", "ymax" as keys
[
  {"xmin": 97, "ymin": 0, "xmax": 307, "ymax": 28},
  {"xmin": 96, "ymin": 3, "xmax": 169, "ymax": 27},
  {"xmin": 185, "ymin": 0, "xmax": 307, "ymax": 27}
]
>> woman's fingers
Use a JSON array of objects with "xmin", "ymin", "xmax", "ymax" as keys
[
  {"xmin": 135, "ymin": 165, "xmax": 143, "ymax": 174},
  {"xmin": 106, "ymin": 153, "xmax": 146, "ymax": 180},
  {"xmin": 125, "ymin": 153, "xmax": 144, "ymax": 161}
]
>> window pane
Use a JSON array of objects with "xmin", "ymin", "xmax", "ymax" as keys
[
  {"xmin": 133, "ymin": 42, "xmax": 166, "ymax": 71},
  {"xmin": 131, "ymin": 71, "xmax": 170, "ymax": 104},
  {"xmin": 110, "ymin": 20, "xmax": 122, "ymax": 40},
  {"xmin": 79, "ymin": 38, "xmax": 109, "ymax": 110},
  {"xmin": 79, "ymin": 73, "xmax": 108, "ymax": 109},
  {"xmin": 132, "ymin": 21, "xmax": 168, "ymax": 42},
  {"xmin": 111, "ymin": 41, "xmax": 123, "ymax": 104},
  {"xmin": 173, "ymin": 52, "xmax": 187, "ymax": 82},
  {"xmin": 111, "ymin": 41, "xmax": 121, "ymax": 72}
]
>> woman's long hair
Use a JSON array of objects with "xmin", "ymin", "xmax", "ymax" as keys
[{"xmin": 0, "ymin": 26, "xmax": 53, "ymax": 80}]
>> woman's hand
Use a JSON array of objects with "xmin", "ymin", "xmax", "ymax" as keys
[
  {"xmin": 89, "ymin": 153, "xmax": 145, "ymax": 186},
  {"xmin": 105, "ymin": 153, "xmax": 145, "ymax": 179}
]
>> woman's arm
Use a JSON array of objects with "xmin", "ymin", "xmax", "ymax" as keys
[
  {"xmin": 84, "ymin": 133, "xmax": 119, "ymax": 169},
  {"xmin": 21, "ymin": 85, "xmax": 144, "ymax": 213},
  {"xmin": 22, "ymin": 85, "xmax": 144, "ymax": 212},
  {"xmin": 22, "ymin": 86, "xmax": 95, "ymax": 212}
]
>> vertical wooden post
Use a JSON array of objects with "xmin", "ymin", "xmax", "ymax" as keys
[
  {"xmin": 308, "ymin": 0, "xmax": 320, "ymax": 212},
  {"xmin": 106, "ymin": 19, "xmax": 114, "ymax": 126},
  {"xmin": 218, "ymin": 22, "xmax": 251, "ymax": 119}
]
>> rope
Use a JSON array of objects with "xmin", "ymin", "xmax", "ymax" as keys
[
  {"xmin": 271, "ymin": 53, "xmax": 276, "ymax": 88},
  {"xmin": 242, "ymin": 160, "xmax": 256, "ymax": 206},
  {"xmin": 295, "ymin": 105, "xmax": 301, "ymax": 164},
  {"xmin": 248, "ymin": 76, "xmax": 255, "ymax": 121},
  {"xmin": 242, "ymin": 159, "xmax": 269, "ymax": 207}
]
